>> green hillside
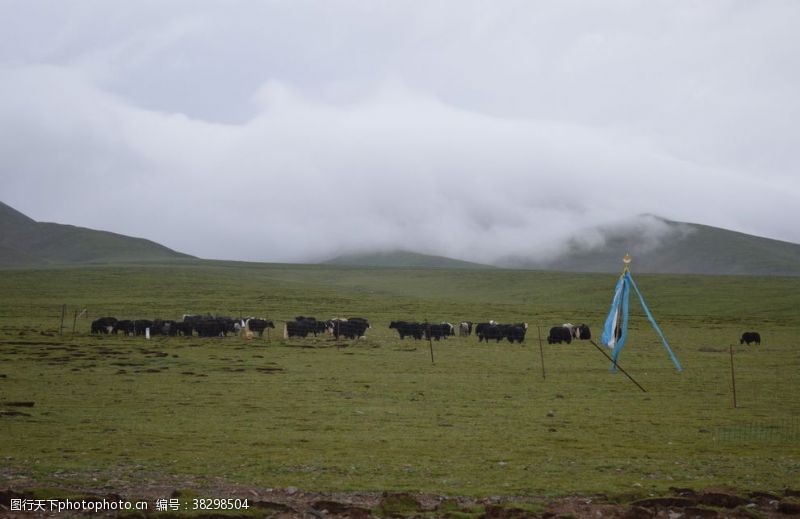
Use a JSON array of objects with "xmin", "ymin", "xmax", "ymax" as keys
[
  {"xmin": 0, "ymin": 201, "xmax": 193, "ymax": 266},
  {"xmin": 506, "ymin": 216, "xmax": 800, "ymax": 276},
  {"xmin": 324, "ymin": 217, "xmax": 800, "ymax": 276},
  {"xmin": 324, "ymin": 250, "xmax": 493, "ymax": 269},
  {"xmin": 4, "ymin": 200, "xmax": 799, "ymax": 276}
]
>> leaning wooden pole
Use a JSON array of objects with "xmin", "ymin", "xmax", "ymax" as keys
[
  {"xmin": 537, "ymin": 325, "xmax": 546, "ymax": 379},
  {"xmin": 729, "ymin": 344, "xmax": 738, "ymax": 409},
  {"xmin": 589, "ymin": 340, "xmax": 646, "ymax": 393}
]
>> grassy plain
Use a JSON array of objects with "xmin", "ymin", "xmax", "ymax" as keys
[{"xmin": 0, "ymin": 261, "xmax": 798, "ymax": 498}]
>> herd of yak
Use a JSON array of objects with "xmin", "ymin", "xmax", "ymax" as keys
[
  {"xmin": 90, "ymin": 315, "xmax": 762, "ymax": 346},
  {"xmin": 89, "ymin": 314, "xmax": 595, "ymax": 344},
  {"xmin": 90, "ymin": 315, "xmax": 274, "ymax": 338},
  {"xmin": 390, "ymin": 320, "xmax": 591, "ymax": 344}
]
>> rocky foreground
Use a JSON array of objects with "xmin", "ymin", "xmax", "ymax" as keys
[{"xmin": 2, "ymin": 483, "xmax": 800, "ymax": 518}]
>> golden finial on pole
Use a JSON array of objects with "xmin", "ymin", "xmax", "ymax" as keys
[{"xmin": 622, "ymin": 253, "xmax": 632, "ymax": 273}]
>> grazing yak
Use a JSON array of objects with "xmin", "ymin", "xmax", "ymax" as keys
[
  {"xmin": 563, "ymin": 323, "xmax": 592, "ymax": 340},
  {"xmin": 170, "ymin": 320, "xmax": 194, "ymax": 336},
  {"xmin": 574, "ymin": 323, "xmax": 591, "ymax": 340},
  {"xmin": 549, "ymin": 323, "xmax": 591, "ymax": 343},
  {"xmin": 389, "ymin": 321, "xmax": 454, "ymax": 341},
  {"xmin": 478, "ymin": 323, "xmax": 505, "ymax": 342},
  {"xmin": 150, "ymin": 319, "xmax": 179, "ymax": 336},
  {"xmin": 740, "ymin": 331, "xmax": 761, "ymax": 345},
  {"xmin": 345, "ymin": 317, "xmax": 370, "ymax": 330},
  {"xmin": 389, "ymin": 321, "xmax": 425, "ymax": 340},
  {"xmin": 130, "ymin": 319, "xmax": 153, "ymax": 336},
  {"xmin": 284, "ymin": 320, "xmax": 315, "ymax": 338},
  {"xmin": 246, "ymin": 318, "xmax": 275, "ymax": 336},
  {"xmin": 504, "ymin": 324, "xmax": 528, "ymax": 343},
  {"xmin": 548, "ymin": 326, "xmax": 573, "ymax": 344},
  {"xmin": 91, "ymin": 317, "xmax": 117, "ymax": 334},
  {"xmin": 113, "ymin": 320, "xmax": 135, "ymax": 335},
  {"xmin": 328, "ymin": 318, "xmax": 369, "ymax": 340},
  {"xmin": 194, "ymin": 319, "xmax": 224, "ymax": 337},
  {"xmin": 476, "ymin": 322, "xmax": 528, "ymax": 343},
  {"xmin": 182, "ymin": 315, "xmax": 238, "ymax": 337},
  {"xmin": 294, "ymin": 316, "xmax": 328, "ymax": 336},
  {"xmin": 424, "ymin": 322, "xmax": 455, "ymax": 341},
  {"xmin": 283, "ymin": 316, "xmax": 332, "ymax": 338},
  {"xmin": 459, "ymin": 321, "xmax": 473, "ymax": 336}
]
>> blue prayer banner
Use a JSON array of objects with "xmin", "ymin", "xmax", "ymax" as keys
[{"xmin": 601, "ymin": 271, "xmax": 682, "ymax": 372}]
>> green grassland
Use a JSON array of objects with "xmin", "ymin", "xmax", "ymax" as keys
[{"xmin": 1, "ymin": 261, "xmax": 798, "ymax": 498}]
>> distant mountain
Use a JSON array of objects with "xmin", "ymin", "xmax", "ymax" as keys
[
  {"xmin": 0, "ymin": 201, "xmax": 194, "ymax": 267},
  {"xmin": 503, "ymin": 215, "xmax": 800, "ymax": 276},
  {"xmin": 324, "ymin": 216, "xmax": 800, "ymax": 276},
  {"xmin": 5, "ymin": 200, "xmax": 798, "ymax": 276},
  {"xmin": 324, "ymin": 250, "xmax": 493, "ymax": 269}
]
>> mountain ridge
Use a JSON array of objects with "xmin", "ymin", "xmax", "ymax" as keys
[
  {"xmin": 0, "ymin": 201, "xmax": 194, "ymax": 266},
  {"xmin": 324, "ymin": 216, "xmax": 800, "ymax": 276},
  {"xmin": 504, "ymin": 215, "xmax": 800, "ymax": 276},
  {"xmin": 3, "ymin": 201, "xmax": 799, "ymax": 275}
]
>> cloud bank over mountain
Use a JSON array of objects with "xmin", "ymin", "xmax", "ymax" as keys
[{"xmin": 2, "ymin": 2, "xmax": 798, "ymax": 263}]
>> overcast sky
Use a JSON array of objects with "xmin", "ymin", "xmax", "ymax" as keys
[{"xmin": 1, "ymin": 1, "xmax": 798, "ymax": 263}]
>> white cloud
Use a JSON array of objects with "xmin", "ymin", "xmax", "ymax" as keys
[{"xmin": 1, "ymin": 2, "xmax": 799, "ymax": 263}]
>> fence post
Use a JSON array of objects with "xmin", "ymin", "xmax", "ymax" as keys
[
  {"xmin": 729, "ymin": 344, "xmax": 738, "ymax": 409},
  {"xmin": 537, "ymin": 325, "xmax": 546, "ymax": 379},
  {"xmin": 427, "ymin": 321, "xmax": 435, "ymax": 365},
  {"xmin": 59, "ymin": 304, "xmax": 66, "ymax": 335}
]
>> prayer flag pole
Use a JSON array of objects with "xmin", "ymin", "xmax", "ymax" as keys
[{"xmin": 600, "ymin": 253, "xmax": 682, "ymax": 372}]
